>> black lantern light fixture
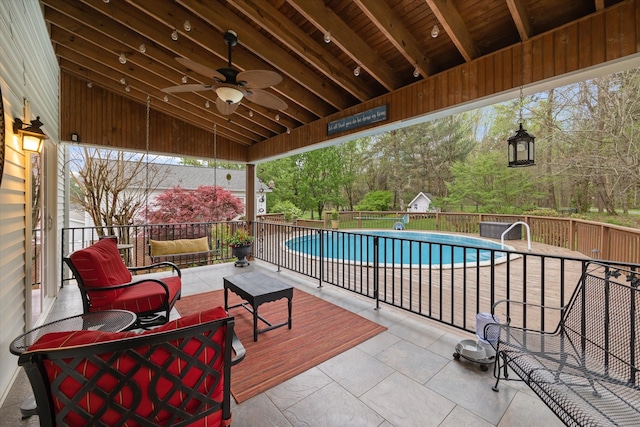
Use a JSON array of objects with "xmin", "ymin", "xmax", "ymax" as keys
[
  {"xmin": 13, "ymin": 116, "xmax": 47, "ymax": 152},
  {"xmin": 508, "ymin": 42, "xmax": 535, "ymax": 167},
  {"xmin": 508, "ymin": 123, "xmax": 535, "ymax": 167}
]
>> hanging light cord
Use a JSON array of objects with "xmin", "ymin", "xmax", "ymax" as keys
[
  {"xmin": 519, "ymin": 41, "xmax": 524, "ymax": 125},
  {"xmin": 145, "ymin": 95, "xmax": 150, "ymax": 216},
  {"xmin": 213, "ymin": 124, "xmax": 217, "ymax": 187}
]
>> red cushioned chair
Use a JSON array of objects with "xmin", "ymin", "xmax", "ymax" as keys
[
  {"xmin": 18, "ymin": 307, "xmax": 246, "ymax": 427},
  {"xmin": 64, "ymin": 237, "xmax": 182, "ymax": 328}
]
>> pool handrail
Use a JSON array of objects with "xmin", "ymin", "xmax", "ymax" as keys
[{"xmin": 501, "ymin": 221, "xmax": 531, "ymax": 251}]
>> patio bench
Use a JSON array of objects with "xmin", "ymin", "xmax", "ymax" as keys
[
  {"xmin": 486, "ymin": 261, "xmax": 640, "ymax": 426},
  {"xmin": 149, "ymin": 236, "xmax": 218, "ymax": 266}
]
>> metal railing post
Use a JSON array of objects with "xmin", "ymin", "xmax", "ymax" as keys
[
  {"xmin": 318, "ymin": 229, "xmax": 324, "ymax": 288},
  {"xmin": 374, "ymin": 236, "xmax": 379, "ymax": 310}
]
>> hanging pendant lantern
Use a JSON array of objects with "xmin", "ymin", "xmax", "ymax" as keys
[
  {"xmin": 508, "ymin": 41, "xmax": 535, "ymax": 167},
  {"xmin": 508, "ymin": 123, "xmax": 535, "ymax": 167}
]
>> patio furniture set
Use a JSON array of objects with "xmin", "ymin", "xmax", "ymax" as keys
[{"xmin": 10, "ymin": 237, "xmax": 292, "ymax": 426}]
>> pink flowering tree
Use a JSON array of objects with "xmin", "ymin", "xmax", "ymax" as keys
[{"xmin": 144, "ymin": 185, "xmax": 244, "ymax": 224}]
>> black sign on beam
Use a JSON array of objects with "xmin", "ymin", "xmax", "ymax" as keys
[{"xmin": 327, "ymin": 105, "xmax": 387, "ymax": 136}]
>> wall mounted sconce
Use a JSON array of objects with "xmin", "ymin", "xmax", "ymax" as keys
[
  {"xmin": 70, "ymin": 132, "xmax": 80, "ymax": 142},
  {"xmin": 14, "ymin": 116, "xmax": 47, "ymax": 152}
]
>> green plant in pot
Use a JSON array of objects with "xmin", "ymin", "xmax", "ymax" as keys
[
  {"xmin": 227, "ymin": 227, "xmax": 254, "ymax": 267},
  {"xmin": 330, "ymin": 209, "xmax": 339, "ymax": 229}
]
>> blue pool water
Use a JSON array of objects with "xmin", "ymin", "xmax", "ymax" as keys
[{"xmin": 285, "ymin": 231, "xmax": 510, "ymax": 268}]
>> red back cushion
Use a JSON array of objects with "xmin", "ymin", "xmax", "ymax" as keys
[
  {"xmin": 69, "ymin": 238, "xmax": 132, "ymax": 305},
  {"xmin": 29, "ymin": 307, "xmax": 230, "ymax": 426}
]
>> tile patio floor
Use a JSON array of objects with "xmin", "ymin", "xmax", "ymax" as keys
[{"xmin": 1, "ymin": 261, "xmax": 565, "ymax": 427}]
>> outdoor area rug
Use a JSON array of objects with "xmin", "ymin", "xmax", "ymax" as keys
[{"xmin": 175, "ymin": 287, "xmax": 387, "ymax": 403}]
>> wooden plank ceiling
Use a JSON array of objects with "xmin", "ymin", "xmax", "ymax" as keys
[{"xmin": 41, "ymin": 0, "xmax": 626, "ymax": 161}]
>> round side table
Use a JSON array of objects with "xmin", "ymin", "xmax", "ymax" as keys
[{"xmin": 10, "ymin": 310, "xmax": 136, "ymax": 417}]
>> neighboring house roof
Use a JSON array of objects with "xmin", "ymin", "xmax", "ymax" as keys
[
  {"xmin": 408, "ymin": 192, "xmax": 432, "ymax": 205},
  {"xmin": 123, "ymin": 162, "xmax": 271, "ymax": 193}
]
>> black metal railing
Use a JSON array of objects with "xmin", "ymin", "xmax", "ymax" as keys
[
  {"xmin": 61, "ymin": 220, "xmax": 640, "ymax": 337},
  {"xmin": 253, "ymin": 222, "xmax": 640, "ymax": 335},
  {"xmin": 60, "ymin": 221, "xmax": 248, "ymax": 286}
]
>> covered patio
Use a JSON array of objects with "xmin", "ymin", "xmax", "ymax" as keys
[
  {"xmin": 1, "ymin": 261, "xmax": 565, "ymax": 427},
  {"xmin": 2, "ymin": 0, "xmax": 640, "ymax": 424}
]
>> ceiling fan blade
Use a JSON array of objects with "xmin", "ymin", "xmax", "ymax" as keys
[
  {"xmin": 162, "ymin": 84, "xmax": 213, "ymax": 93},
  {"xmin": 175, "ymin": 57, "xmax": 226, "ymax": 81},
  {"xmin": 216, "ymin": 97, "xmax": 240, "ymax": 115},
  {"xmin": 244, "ymin": 89, "xmax": 288, "ymax": 111},
  {"xmin": 237, "ymin": 70, "xmax": 282, "ymax": 89}
]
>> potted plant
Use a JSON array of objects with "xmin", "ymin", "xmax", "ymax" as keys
[
  {"xmin": 227, "ymin": 227, "xmax": 254, "ymax": 267},
  {"xmin": 330, "ymin": 209, "xmax": 339, "ymax": 230}
]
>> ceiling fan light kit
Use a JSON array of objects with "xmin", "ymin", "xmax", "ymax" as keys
[
  {"xmin": 216, "ymin": 86, "xmax": 243, "ymax": 104},
  {"xmin": 162, "ymin": 30, "xmax": 287, "ymax": 117}
]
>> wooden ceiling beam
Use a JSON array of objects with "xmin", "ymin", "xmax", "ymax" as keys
[
  {"xmin": 45, "ymin": 8, "xmax": 285, "ymax": 138},
  {"xmin": 65, "ymin": 0, "xmax": 323, "ymax": 122},
  {"xmin": 353, "ymin": 0, "xmax": 436, "ymax": 78},
  {"xmin": 288, "ymin": 0, "xmax": 404, "ymax": 91},
  {"xmin": 41, "ymin": 0, "xmax": 305, "ymax": 135},
  {"xmin": 127, "ymin": 0, "xmax": 348, "ymax": 114},
  {"xmin": 227, "ymin": 0, "xmax": 375, "ymax": 102},
  {"xmin": 425, "ymin": 0, "xmax": 481, "ymax": 61},
  {"xmin": 506, "ymin": 0, "xmax": 533, "ymax": 40},
  {"xmin": 55, "ymin": 58, "xmax": 255, "ymax": 145},
  {"xmin": 50, "ymin": 27, "xmax": 272, "ymax": 143}
]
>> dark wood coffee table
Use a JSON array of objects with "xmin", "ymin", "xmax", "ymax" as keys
[{"xmin": 223, "ymin": 272, "xmax": 293, "ymax": 341}]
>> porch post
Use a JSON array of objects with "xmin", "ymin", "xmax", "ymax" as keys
[{"xmin": 246, "ymin": 164, "xmax": 256, "ymax": 225}]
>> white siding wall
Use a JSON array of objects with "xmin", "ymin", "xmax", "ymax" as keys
[{"xmin": 0, "ymin": 0, "xmax": 59, "ymax": 403}]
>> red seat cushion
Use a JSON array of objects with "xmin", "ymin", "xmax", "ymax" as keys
[
  {"xmin": 89, "ymin": 275, "xmax": 181, "ymax": 312},
  {"xmin": 29, "ymin": 307, "xmax": 230, "ymax": 427},
  {"xmin": 69, "ymin": 238, "xmax": 132, "ymax": 305}
]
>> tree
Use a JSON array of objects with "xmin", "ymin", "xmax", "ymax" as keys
[
  {"xmin": 338, "ymin": 138, "xmax": 369, "ymax": 210},
  {"xmin": 355, "ymin": 190, "xmax": 394, "ymax": 211},
  {"xmin": 446, "ymin": 151, "xmax": 542, "ymax": 213},
  {"xmin": 70, "ymin": 148, "xmax": 170, "ymax": 237},
  {"xmin": 145, "ymin": 185, "xmax": 244, "ymax": 223},
  {"xmin": 259, "ymin": 146, "xmax": 346, "ymax": 218}
]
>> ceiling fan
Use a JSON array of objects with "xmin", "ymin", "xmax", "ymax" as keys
[{"xmin": 162, "ymin": 30, "xmax": 287, "ymax": 116}]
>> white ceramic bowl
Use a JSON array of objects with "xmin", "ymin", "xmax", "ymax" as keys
[{"xmin": 458, "ymin": 339, "xmax": 486, "ymax": 360}]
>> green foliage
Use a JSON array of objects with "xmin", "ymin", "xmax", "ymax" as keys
[
  {"xmin": 225, "ymin": 227, "xmax": 254, "ymax": 247},
  {"xmin": 331, "ymin": 209, "xmax": 339, "ymax": 220},
  {"xmin": 271, "ymin": 200, "xmax": 303, "ymax": 222},
  {"xmin": 258, "ymin": 146, "xmax": 346, "ymax": 219},
  {"xmin": 445, "ymin": 151, "xmax": 543, "ymax": 214},
  {"xmin": 355, "ymin": 190, "xmax": 394, "ymax": 211}
]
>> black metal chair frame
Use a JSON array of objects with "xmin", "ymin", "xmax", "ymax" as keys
[
  {"xmin": 18, "ymin": 316, "xmax": 245, "ymax": 427},
  {"xmin": 64, "ymin": 256, "xmax": 182, "ymax": 329},
  {"xmin": 487, "ymin": 261, "xmax": 640, "ymax": 426}
]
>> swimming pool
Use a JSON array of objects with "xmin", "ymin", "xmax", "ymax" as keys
[{"xmin": 285, "ymin": 230, "xmax": 512, "ymax": 268}]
